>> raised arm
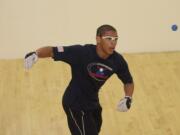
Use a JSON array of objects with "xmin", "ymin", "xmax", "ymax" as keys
[
  {"xmin": 36, "ymin": 46, "xmax": 54, "ymax": 58},
  {"xmin": 24, "ymin": 46, "xmax": 54, "ymax": 69}
]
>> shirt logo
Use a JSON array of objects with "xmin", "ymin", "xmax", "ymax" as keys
[
  {"xmin": 57, "ymin": 46, "xmax": 64, "ymax": 52},
  {"xmin": 87, "ymin": 63, "xmax": 113, "ymax": 81}
]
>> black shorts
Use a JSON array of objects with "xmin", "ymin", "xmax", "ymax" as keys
[{"xmin": 63, "ymin": 105, "xmax": 102, "ymax": 135}]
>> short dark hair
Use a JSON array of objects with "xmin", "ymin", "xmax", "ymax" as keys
[{"xmin": 96, "ymin": 24, "xmax": 117, "ymax": 37}]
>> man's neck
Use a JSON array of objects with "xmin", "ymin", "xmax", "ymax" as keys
[{"xmin": 96, "ymin": 44, "xmax": 109, "ymax": 59}]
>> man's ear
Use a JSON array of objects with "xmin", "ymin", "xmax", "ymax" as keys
[{"xmin": 96, "ymin": 36, "xmax": 101, "ymax": 44}]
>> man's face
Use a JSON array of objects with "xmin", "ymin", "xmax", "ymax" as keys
[{"xmin": 97, "ymin": 30, "xmax": 118, "ymax": 55}]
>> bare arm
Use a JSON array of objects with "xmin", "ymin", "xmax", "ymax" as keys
[
  {"xmin": 124, "ymin": 83, "xmax": 134, "ymax": 97},
  {"xmin": 24, "ymin": 46, "xmax": 54, "ymax": 69},
  {"xmin": 36, "ymin": 46, "xmax": 54, "ymax": 58}
]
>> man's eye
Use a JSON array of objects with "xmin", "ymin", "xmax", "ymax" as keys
[
  {"xmin": 107, "ymin": 38, "xmax": 112, "ymax": 40},
  {"xmin": 102, "ymin": 36, "xmax": 118, "ymax": 41}
]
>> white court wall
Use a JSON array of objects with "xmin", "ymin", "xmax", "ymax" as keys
[{"xmin": 0, "ymin": 0, "xmax": 180, "ymax": 58}]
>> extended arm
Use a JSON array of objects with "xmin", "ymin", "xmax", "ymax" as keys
[
  {"xmin": 36, "ymin": 46, "xmax": 54, "ymax": 58},
  {"xmin": 24, "ymin": 46, "xmax": 54, "ymax": 69}
]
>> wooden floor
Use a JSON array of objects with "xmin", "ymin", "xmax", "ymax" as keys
[{"xmin": 0, "ymin": 52, "xmax": 180, "ymax": 135}]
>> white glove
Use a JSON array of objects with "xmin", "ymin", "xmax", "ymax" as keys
[
  {"xmin": 24, "ymin": 52, "xmax": 38, "ymax": 69},
  {"xmin": 117, "ymin": 96, "xmax": 132, "ymax": 112}
]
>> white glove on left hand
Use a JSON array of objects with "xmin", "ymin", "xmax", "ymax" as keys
[
  {"xmin": 117, "ymin": 96, "xmax": 132, "ymax": 112},
  {"xmin": 24, "ymin": 52, "xmax": 38, "ymax": 70}
]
